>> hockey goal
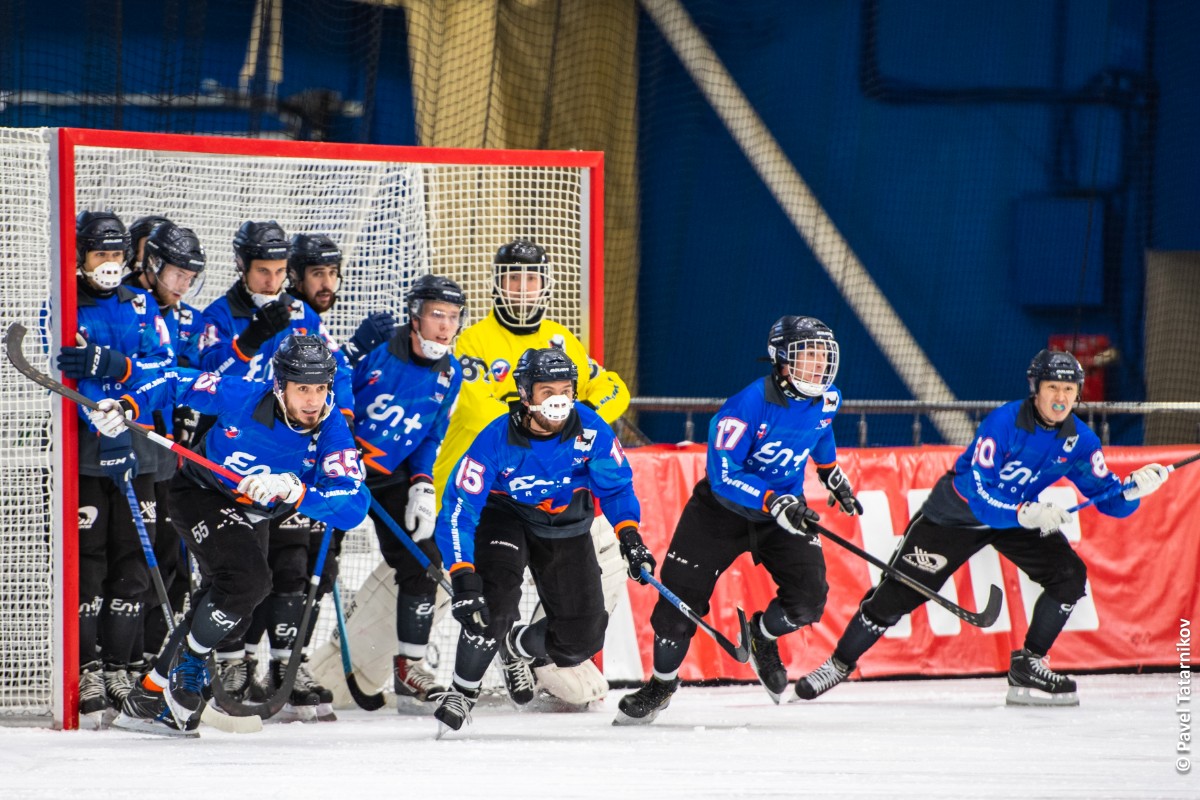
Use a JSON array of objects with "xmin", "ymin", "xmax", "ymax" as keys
[{"xmin": 0, "ymin": 127, "xmax": 603, "ymax": 728}]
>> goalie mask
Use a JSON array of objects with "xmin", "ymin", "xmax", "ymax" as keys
[
  {"xmin": 272, "ymin": 334, "xmax": 337, "ymax": 431},
  {"xmin": 767, "ymin": 315, "xmax": 839, "ymax": 397},
  {"xmin": 76, "ymin": 210, "xmax": 131, "ymax": 290},
  {"xmin": 1026, "ymin": 349, "xmax": 1084, "ymax": 394},
  {"xmin": 405, "ymin": 274, "xmax": 466, "ymax": 360},
  {"xmin": 513, "ymin": 347, "xmax": 578, "ymax": 423},
  {"xmin": 493, "ymin": 239, "xmax": 554, "ymax": 332},
  {"xmin": 143, "ymin": 221, "xmax": 207, "ymax": 304}
]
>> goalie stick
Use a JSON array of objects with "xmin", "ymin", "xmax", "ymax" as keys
[
  {"xmin": 331, "ymin": 577, "xmax": 386, "ymax": 711},
  {"xmin": 1067, "ymin": 451, "xmax": 1200, "ymax": 514},
  {"xmin": 639, "ymin": 568, "xmax": 751, "ymax": 664},
  {"xmin": 806, "ymin": 519, "xmax": 1003, "ymax": 628},
  {"xmin": 4, "ymin": 322, "xmax": 323, "ymax": 722}
]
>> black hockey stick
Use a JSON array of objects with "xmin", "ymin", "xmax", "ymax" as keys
[
  {"xmin": 369, "ymin": 497, "xmax": 453, "ymax": 594},
  {"xmin": 331, "ymin": 577, "xmax": 386, "ymax": 711},
  {"xmin": 640, "ymin": 568, "xmax": 752, "ymax": 664},
  {"xmin": 807, "ymin": 520, "xmax": 1003, "ymax": 628},
  {"xmin": 1067, "ymin": 451, "xmax": 1200, "ymax": 514},
  {"xmin": 208, "ymin": 523, "xmax": 335, "ymax": 719}
]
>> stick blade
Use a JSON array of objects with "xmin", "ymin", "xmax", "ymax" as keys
[
  {"xmin": 346, "ymin": 675, "xmax": 387, "ymax": 711},
  {"xmin": 970, "ymin": 583, "xmax": 1004, "ymax": 628},
  {"xmin": 731, "ymin": 607, "xmax": 751, "ymax": 663}
]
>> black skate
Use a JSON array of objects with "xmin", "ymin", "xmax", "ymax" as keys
[
  {"xmin": 394, "ymin": 655, "xmax": 444, "ymax": 712},
  {"xmin": 1006, "ymin": 648, "xmax": 1078, "ymax": 707},
  {"xmin": 244, "ymin": 656, "xmax": 271, "ymax": 703},
  {"xmin": 432, "ymin": 684, "xmax": 480, "ymax": 739},
  {"xmin": 747, "ymin": 612, "xmax": 788, "ymax": 704},
  {"xmin": 793, "ymin": 655, "xmax": 852, "ymax": 701},
  {"xmin": 295, "ymin": 656, "xmax": 336, "ymax": 722},
  {"xmin": 612, "ymin": 677, "xmax": 679, "ymax": 726},
  {"xmin": 267, "ymin": 658, "xmax": 320, "ymax": 722},
  {"xmin": 78, "ymin": 660, "xmax": 110, "ymax": 727},
  {"xmin": 166, "ymin": 649, "xmax": 210, "ymax": 731},
  {"xmin": 112, "ymin": 682, "xmax": 198, "ymax": 738},
  {"xmin": 103, "ymin": 664, "xmax": 136, "ymax": 710},
  {"xmin": 499, "ymin": 626, "xmax": 536, "ymax": 707},
  {"xmin": 214, "ymin": 656, "xmax": 253, "ymax": 703}
]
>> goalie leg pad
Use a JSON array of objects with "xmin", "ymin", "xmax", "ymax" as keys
[{"xmin": 533, "ymin": 658, "xmax": 608, "ymax": 707}]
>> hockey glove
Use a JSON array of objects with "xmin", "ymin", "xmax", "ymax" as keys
[
  {"xmin": 616, "ymin": 525, "xmax": 656, "ymax": 584},
  {"xmin": 236, "ymin": 472, "xmax": 304, "ymax": 506},
  {"xmin": 88, "ymin": 398, "xmax": 134, "ymax": 438},
  {"xmin": 767, "ymin": 493, "xmax": 820, "ymax": 537},
  {"xmin": 450, "ymin": 568, "xmax": 490, "ymax": 636},
  {"xmin": 404, "ymin": 479, "xmax": 437, "ymax": 542},
  {"xmin": 236, "ymin": 300, "xmax": 293, "ymax": 355},
  {"xmin": 1016, "ymin": 501, "xmax": 1071, "ymax": 535},
  {"xmin": 343, "ymin": 311, "xmax": 398, "ymax": 366},
  {"xmin": 1122, "ymin": 463, "xmax": 1169, "ymax": 501},
  {"xmin": 57, "ymin": 341, "xmax": 130, "ymax": 381},
  {"xmin": 98, "ymin": 430, "xmax": 136, "ymax": 485},
  {"xmin": 817, "ymin": 464, "xmax": 863, "ymax": 516}
]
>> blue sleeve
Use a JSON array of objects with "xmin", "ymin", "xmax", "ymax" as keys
[
  {"xmin": 434, "ymin": 429, "xmax": 500, "ymax": 569},
  {"xmin": 707, "ymin": 394, "xmax": 772, "ymax": 511},
  {"xmin": 127, "ymin": 311, "xmax": 175, "ymax": 383},
  {"xmin": 295, "ymin": 418, "xmax": 371, "ymax": 530},
  {"xmin": 1068, "ymin": 441, "xmax": 1139, "ymax": 519},
  {"xmin": 197, "ymin": 303, "xmax": 249, "ymax": 376},
  {"xmin": 810, "ymin": 423, "xmax": 838, "ymax": 468},
  {"xmin": 960, "ymin": 413, "xmax": 1024, "ymax": 528},
  {"xmin": 587, "ymin": 426, "xmax": 640, "ymax": 529},
  {"xmin": 127, "ymin": 368, "xmax": 222, "ymax": 418},
  {"xmin": 409, "ymin": 370, "xmax": 460, "ymax": 481}
]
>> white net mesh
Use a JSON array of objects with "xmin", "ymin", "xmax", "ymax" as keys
[{"xmin": 0, "ymin": 129, "xmax": 594, "ymax": 723}]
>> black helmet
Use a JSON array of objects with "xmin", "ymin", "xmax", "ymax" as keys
[
  {"xmin": 1026, "ymin": 349, "xmax": 1084, "ymax": 394},
  {"xmin": 513, "ymin": 347, "xmax": 578, "ymax": 403},
  {"xmin": 144, "ymin": 221, "xmax": 206, "ymax": 275},
  {"xmin": 767, "ymin": 315, "xmax": 839, "ymax": 396},
  {"xmin": 127, "ymin": 215, "xmax": 172, "ymax": 269},
  {"xmin": 75, "ymin": 210, "xmax": 130, "ymax": 267},
  {"xmin": 406, "ymin": 274, "xmax": 466, "ymax": 320},
  {"xmin": 272, "ymin": 334, "xmax": 337, "ymax": 386},
  {"xmin": 493, "ymin": 239, "xmax": 552, "ymax": 331},
  {"xmin": 287, "ymin": 233, "xmax": 342, "ymax": 280},
  {"xmin": 233, "ymin": 220, "xmax": 289, "ymax": 270}
]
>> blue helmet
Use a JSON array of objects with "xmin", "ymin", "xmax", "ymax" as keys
[{"xmin": 1026, "ymin": 349, "xmax": 1084, "ymax": 394}]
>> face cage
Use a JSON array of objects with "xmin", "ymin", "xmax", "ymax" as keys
[
  {"xmin": 493, "ymin": 265, "xmax": 554, "ymax": 324},
  {"xmin": 149, "ymin": 256, "xmax": 206, "ymax": 303},
  {"xmin": 410, "ymin": 298, "xmax": 467, "ymax": 334},
  {"xmin": 782, "ymin": 338, "xmax": 839, "ymax": 396}
]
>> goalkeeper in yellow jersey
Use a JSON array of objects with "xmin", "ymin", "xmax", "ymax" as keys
[{"xmin": 433, "ymin": 239, "xmax": 629, "ymax": 709}]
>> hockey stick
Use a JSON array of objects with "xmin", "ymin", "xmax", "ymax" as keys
[
  {"xmin": 807, "ymin": 520, "xmax": 1003, "ymax": 628},
  {"xmin": 639, "ymin": 568, "xmax": 751, "ymax": 664},
  {"xmin": 209, "ymin": 523, "xmax": 335, "ymax": 719},
  {"xmin": 1067, "ymin": 451, "xmax": 1200, "ymax": 514},
  {"xmin": 4, "ymin": 323, "xmax": 243, "ymax": 485},
  {"xmin": 331, "ymin": 577, "xmax": 386, "ymax": 711},
  {"xmin": 368, "ymin": 497, "xmax": 453, "ymax": 594}
]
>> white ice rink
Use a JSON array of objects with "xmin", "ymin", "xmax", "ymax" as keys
[{"xmin": 1, "ymin": 673, "xmax": 1193, "ymax": 799}]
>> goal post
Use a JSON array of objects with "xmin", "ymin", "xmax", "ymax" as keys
[{"xmin": 0, "ymin": 126, "xmax": 604, "ymax": 728}]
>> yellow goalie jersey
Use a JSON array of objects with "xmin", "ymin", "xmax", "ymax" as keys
[{"xmin": 432, "ymin": 310, "xmax": 629, "ymax": 503}]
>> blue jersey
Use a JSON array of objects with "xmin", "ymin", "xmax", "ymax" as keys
[
  {"xmin": 197, "ymin": 284, "xmax": 354, "ymax": 414},
  {"xmin": 352, "ymin": 326, "xmax": 462, "ymax": 482},
  {"xmin": 922, "ymin": 399, "xmax": 1136, "ymax": 529},
  {"xmin": 163, "ymin": 301, "xmax": 205, "ymax": 367},
  {"xmin": 435, "ymin": 404, "xmax": 639, "ymax": 570},
  {"xmin": 125, "ymin": 368, "xmax": 369, "ymax": 530},
  {"xmin": 707, "ymin": 376, "xmax": 841, "ymax": 518},
  {"xmin": 76, "ymin": 280, "xmax": 174, "ymax": 431}
]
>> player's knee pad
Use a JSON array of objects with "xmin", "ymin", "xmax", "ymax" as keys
[
  {"xmin": 1042, "ymin": 557, "xmax": 1088, "ymax": 605},
  {"xmin": 860, "ymin": 581, "xmax": 920, "ymax": 627},
  {"xmin": 649, "ymin": 597, "xmax": 697, "ymax": 643}
]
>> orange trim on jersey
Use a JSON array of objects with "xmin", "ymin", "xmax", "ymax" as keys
[
  {"xmin": 411, "ymin": 473, "xmax": 432, "ymax": 484},
  {"xmin": 814, "ymin": 461, "xmax": 837, "ymax": 470},
  {"xmin": 761, "ymin": 490, "xmax": 777, "ymax": 514},
  {"xmin": 118, "ymin": 358, "xmax": 132, "ymax": 384},
  {"xmin": 356, "ymin": 437, "xmax": 392, "ymax": 476},
  {"xmin": 232, "ymin": 337, "xmax": 253, "ymax": 362},
  {"xmin": 449, "ymin": 562, "xmax": 475, "ymax": 575},
  {"xmin": 613, "ymin": 521, "xmax": 638, "ymax": 535},
  {"xmin": 120, "ymin": 394, "xmax": 140, "ymax": 421}
]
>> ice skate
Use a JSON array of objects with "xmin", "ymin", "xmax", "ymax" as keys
[
  {"xmin": 612, "ymin": 677, "xmax": 678, "ymax": 726},
  {"xmin": 499, "ymin": 626, "xmax": 536, "ymax": 707},
  {"xmin": 747, "ymin": 612, "xmax": 788, "ymax": 704},
  {"xmin": 1006, "ymin": 648, "xmax": 1079, "ymax": 707},
  {"xmin": 793, "ymin": 655, "xmax": 852, "ymax": 701},
  {"xmin": 433, "ymin": 684, "xmax": 479, "ymax": 738}
]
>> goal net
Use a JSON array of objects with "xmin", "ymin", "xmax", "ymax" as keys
[{"xmin": 0, "ymin": 127, "xmax": 603, "ymax": 727}]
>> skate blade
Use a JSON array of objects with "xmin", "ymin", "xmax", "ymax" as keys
[
  {"xmin": 435, "ymin": 720, "xmax": 461, "ymax": 740},
  {"xmin": 112, "ymin": 712, "xmax": 200, "ymax": 738},
  {"xmin": 527, "ymin": 691, "xmax": 596, "ymax": 713},
  {"xmin": 316, "ymin": 703, "xmax": 337, "ymax": 722},
  {"xmin": 1005, "ymin": 685, "xmax": 1079, "ymax": 707},
  {"xmin": 394, "ymin": 694, "xmax": 437, "ymax": 716},
  {"xmin": 78, "ymin": 709, "xmax": 112, "ymax": 730},
  {"xmin": 611, "ymin": 707, "xmax": 661, "ymax": 726},
  {"xmin": 266, "ymin": 703, "xmax": 319, "ymax": 723},
  {"xmin": 164, "ymin": 692, "xmax": 203, "ymax": 732}
]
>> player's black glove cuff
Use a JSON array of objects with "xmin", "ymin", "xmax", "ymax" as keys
[
  {"xmin": 98, "ymin": 430, "xmax": 136, "ymax": 486},
  {"xmin": 238, "ymin": 300, "xmax": 292, "ymax": 354},
  {"xmin": 817, "ymin": 464, "xmax": 863, "ymax": 516},
  {"xmin": 450, "ymin": 568, "xmax": 490, "ymax": 636},
  {"xmin": 617, "ymin": 525, "xmax": 655, "ymax": 584}
]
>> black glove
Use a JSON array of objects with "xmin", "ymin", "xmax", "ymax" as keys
[
  {"xmin": 767, "ymin": 493, "xmax": 819, "ymax": 537},
  {"xmin": 98, "ymin": 429, "xmax": 136, "ymax": 485},
  {"xmin": 617, "ymin": 525, "xmax": 656, "ymax": 584},
  {"xmin": 450, "ymin": 568, "xmax": 490, "ymax": 636},
  {"xmin": 343, "ymin": 311, "xmax": 398, "ymax": 366},
  {"xmin": 237, "ymin": 300, "xmax": 293, "ymax": 354},
  {"xmin": 57, "ymin": 341, "xmax": 129, "ymax": 381},
  {"xmin": 817, "ymin": 464, "xmax": 863, "ymax": 516}
]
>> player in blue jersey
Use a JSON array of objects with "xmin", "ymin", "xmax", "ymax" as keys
[
  {"xmin": 615, "ymin": 316, "xmax": 863, "ymax": 724},
  {"xmin": 89, "ymin": 335, "xmax": 369, "ymax": 733},
  {"xmin": 55, "ymin": 210, "xmax": 175, "ymax": 724},
  {"xmin": 430, "ymin": 347, "xmax": 651, "ymax": 735},
  {"xmin": 794, "ymin": 350, "xmax": 1169, "ymax": 707},
  {"xmin": 122, "ymin": 219, "xmax": 208, "ymax": 666},
  {"xmin": 351, "ymin": 274, "xmax": 465, "ymax": 708}
]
